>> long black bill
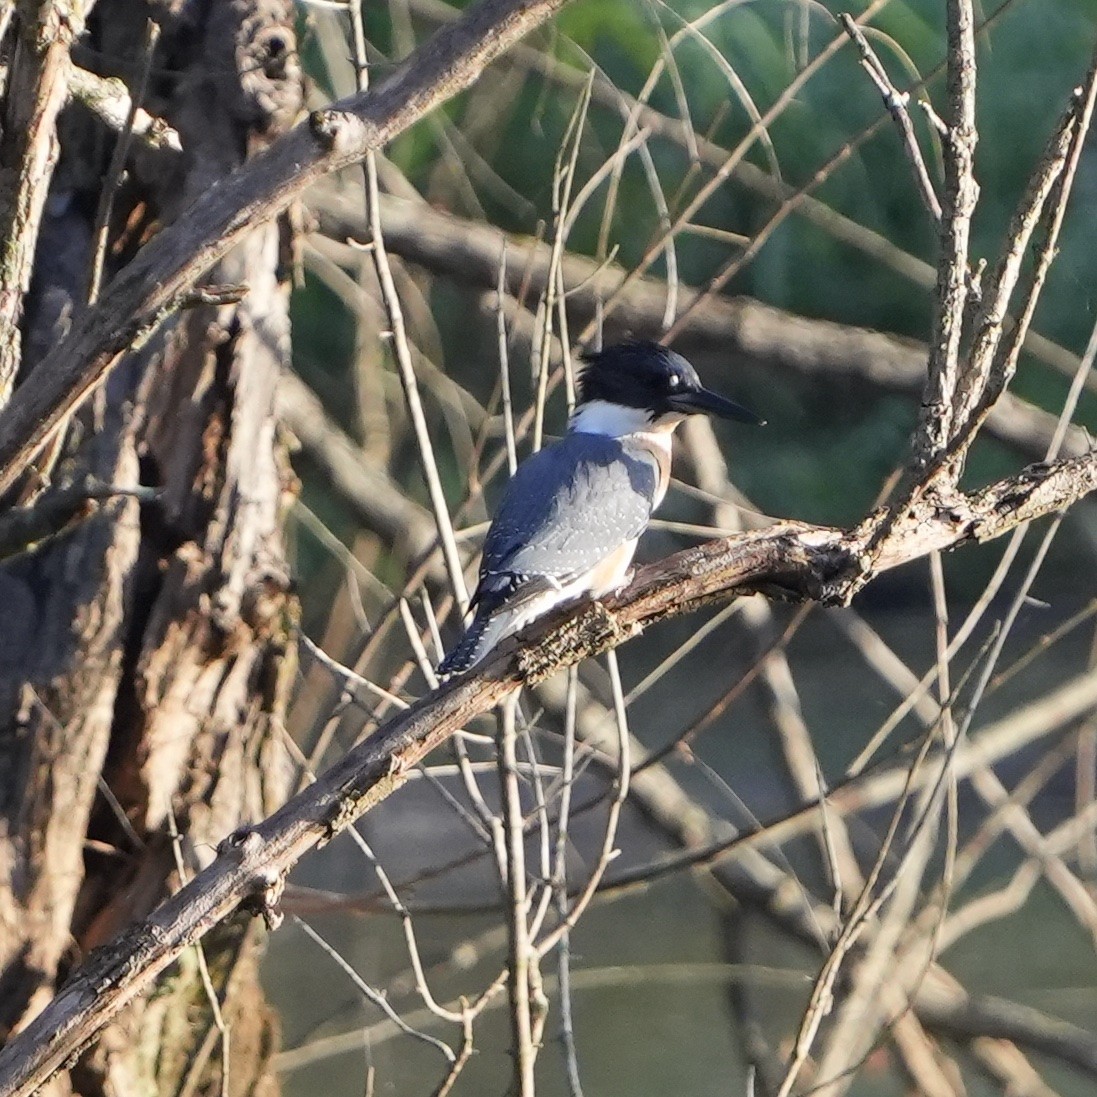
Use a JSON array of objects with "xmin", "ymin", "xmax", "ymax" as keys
[{"xmin": 669, "ymin": 387, "xmax": 765, "ymax": 425}]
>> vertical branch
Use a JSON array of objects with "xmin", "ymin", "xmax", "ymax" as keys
[
  {"xmin": 323, "ymin": 29, "xmax": 526, "ymax": 1001},
  {"xmin": 809, "ymin": 557, "xmax": 963, "ymax": 1097},
  {"xmin": 166, "ymin": 805, "xmax": 231, "ymax": 1097},
  {"xmin": 397, "ymin": 595, "xmax": 504, "ymax": 867},
  {"xmin": 536, "ymin": 649, "xmax": 631, "ymax": 956},
  {"xmin": 86, "ymin": 19, "xmax": 160, "ymax": 305},
  {"xmin": 19, "ymin": 18, "xmax": 161, "ymax": 497},
  {"xmin": 352, "ymin": 2, "xmax": 469, "ymax": 609},
  {"xmin": 531, "ymin": 70, "xmax": 592, "ymax": 452},
  {"xmin": 1077, "ymin": 641, "xmax": 1097, "ymax": 880},
  {"xmin": 909, "ymin": 0, "xmax": 978, "ymax": 478},
  {"xmin": 497, "ymin": 241, "xmax": 518, "ymax": 475},
  {"xmin": 838, "ymin": 14, "xmax": 942, "ymax": 222},
  {"xmin": 554, "ymin": 666, "xmax": 585, "ymax": 1097},
  {"xmin": 499, "ymin": 691, "xmax": 538, "ymax": 1097}
]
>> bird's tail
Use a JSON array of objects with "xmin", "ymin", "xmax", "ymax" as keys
[
  {"xmin": 437, "ymin": 600, "xmax": 516, "ymax": 677},
  {"xmin": 438, "ymin": 606, "xmax": 494, "ymax": 677}
]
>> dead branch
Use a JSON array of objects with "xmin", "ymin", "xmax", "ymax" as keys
[
  {"xmin": 67, "ymin": 61, "xmax": 182, "ymax": 152},
  {"xmin": 839, "ymin": 14, "xmax": 942, "ymax": 221},
  {"xmin": 0, "ymin": 477, "xmax": 156, "ymax": 560}
]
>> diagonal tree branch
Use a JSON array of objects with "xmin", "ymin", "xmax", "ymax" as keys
[
  {"xmin": 0, "ymin": 447, "xmax": 1092, "ymax": 1097},
  {"xmin": 0, "ymin": 0, "xmax": 572, "ymax": 496},
  {"xmin": 66, "ymin": 61, "xmax": 182, "ymax": 153}
]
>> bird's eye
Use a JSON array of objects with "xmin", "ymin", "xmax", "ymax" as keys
[{"xmin": 668, "ymin": 375, "xmax": 680, "ymax": 387}]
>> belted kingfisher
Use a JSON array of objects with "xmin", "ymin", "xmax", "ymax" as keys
[{"xmin": 438, "ymin": 340, "xmax": 762, "ymax": 676}]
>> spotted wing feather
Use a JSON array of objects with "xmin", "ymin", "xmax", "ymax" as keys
[{"xmin": 478, "ymin": 433, "xmax": 656, "ymax": 592}]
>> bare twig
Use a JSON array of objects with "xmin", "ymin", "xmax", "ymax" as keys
[
  {"xmin": 577, "ymin": 0, "xmax": 890, "ymax": 345},
  {"xmin": 66, "ymin": 62, "xmax": 182, "ymax": 152},
  {"xmin": 839, "ymin": 12, "xmax": 941, "ymax": 220},
  {"xmin": 351, "ymin": 0, "xmax": 469, "ymax": 610},
  {"xmin": 498, "ymin": 693, "xmax": 538, "ymax": 1095},
  {"xmin": 86, "ymin": 19, "xmax": 161, "ymax": 305},
  {"xmin": 496, "ymin": 242, "xmax": 518, "ymax": 475},
  {"xmin": 294, "ymin": 916, "xmax": 455, "ymax": 1062},
  {"xmin": 0, "ymin": 477, "xmax": 157, "ymax": 561},
  {"xmin": 553, "ymin": 667, "xmax": 584, "ymax": 1097},
  {"xmin": 531, "ymin": 70, "xmax": 592, "ymax": 451}
]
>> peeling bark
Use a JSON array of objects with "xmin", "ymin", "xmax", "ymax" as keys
[{"xmin": 0, "ymin": 2, "xmax": 302, "ymax": 1094}]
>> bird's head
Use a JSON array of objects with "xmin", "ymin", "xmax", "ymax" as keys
[{"xmin": 571, "ymin": 340, "xmax": 763, "ymax": 436}]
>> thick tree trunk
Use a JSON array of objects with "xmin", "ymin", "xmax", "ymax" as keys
[{"xmin": 0, "ymin": 3, "xmax": 302, "ymax": 1094}]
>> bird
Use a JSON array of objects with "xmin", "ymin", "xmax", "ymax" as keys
[{"xmin": 437, "ymin": 340, "xmax": 763, "ymax": 676}]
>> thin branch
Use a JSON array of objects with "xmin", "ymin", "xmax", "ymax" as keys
[
  {"xmin": 908, "ymin": 0, "xmax": 979, "ymax": 476},
  {"xmin": 166, "ymin": 805, "xmax": 231, "ymax": 1097},
  {"xmin": 351, "ymin": 0, "xmax": 469, "ymax": 611},
  {"xmin": 85, "ymin": 19, "xmax": 161, "ymax": 305},
  {"xmin": 534, "ymin": 648, "xmax": 630, "ymax": 958},
  {"xmin": 431, "ymin": 1008, "xmax": 475, "ymax": 1097},
  {"xmin": 498, "ymin": 693, "xmax": 538, "ymax": 1096},
  {"xmin": 553, "ymin": 666, "xmax": 584, "ymax": 1097},
  {"xmin": 0, "ymin": 477, "xmax": 158, "ymax": 561},
  {"xmin": 532, "ymin": 69, "xmax": 592, "ymax": 451},
  {"xmin": 839, "ymin": 12, "xmax": 941, "ymax": 220},
  {"xmin": 293, "ymin": 916, "xmax": 456, "ymax": 1062},
  {"xmin": 496, "ymin": 242, "xmax": 518, "ymax": 475},
  {"xmin": 66, "ymin": 62, "xmax": 182, "ymax": 152}
]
